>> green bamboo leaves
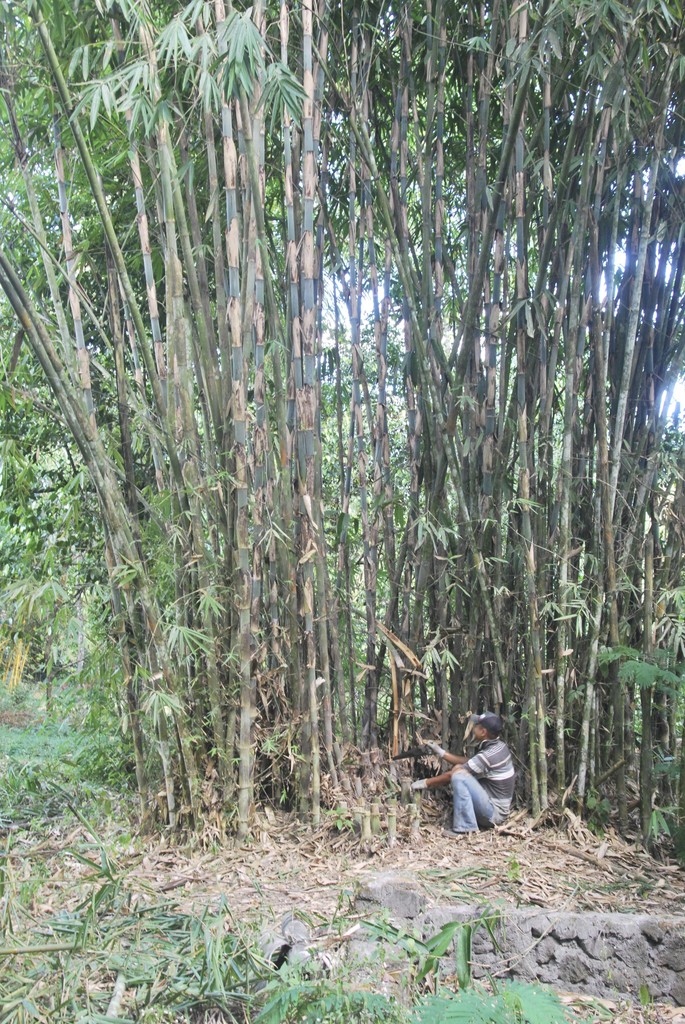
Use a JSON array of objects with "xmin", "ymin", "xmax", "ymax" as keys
[
  {"xmin": 259, "ymin": 61, "xmax": 306, "ymax": 133},
  {"xmin": 217, "ymin": 8, "xmax": 305, "ymax": 131}
]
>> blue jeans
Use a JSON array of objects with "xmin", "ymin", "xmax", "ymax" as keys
[{"xmin": 451, "ymin": 771, "xmax": 495, "ymax": 832}]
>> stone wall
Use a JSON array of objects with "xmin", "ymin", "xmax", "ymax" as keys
[{"xmin": 356, "ymin": 873, "xmax": 685, "ymax": 1004}]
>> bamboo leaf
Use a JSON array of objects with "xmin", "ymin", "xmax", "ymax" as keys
[
  {"xmin": 216, "ymin": 9, "xmax": 266, "ymax": 100},
  {"xmin": 181, "ymin": 0, "xmax": 206, "ymax": 25},
  {"xmin": 466, "ymin": 35, "xmax": 492, "ymax": 53},
  {"xmin": 258, "ymin": 62, "xmax": 307, "ymax": 133},
  {"xmin": 89, "ymin": 83, "xmax": 101, "ymax": 129},
  {"xmin": 69, "ymin": 46, "xmax": 82, "ymax": 78},
  {"xmin": 455, "ymin": 923, "xmax": 472, "ymax": 989},
  {"xmin": 547, "ymin": 27, "xmax": 563, "ymax": 59}
]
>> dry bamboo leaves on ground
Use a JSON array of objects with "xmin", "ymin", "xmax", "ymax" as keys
[{"xmin": 2, "ymin": 807, "xmax": 684, "ymax": 1022}]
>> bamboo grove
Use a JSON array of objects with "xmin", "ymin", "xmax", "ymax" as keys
[{"xmin": 1, "ymin": 0, "xmax": 685, "ymax": 838}]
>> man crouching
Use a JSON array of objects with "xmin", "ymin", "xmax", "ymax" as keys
[{"xmin": 412, "ymin": 713, "xmax": 515, "ymax": 835}]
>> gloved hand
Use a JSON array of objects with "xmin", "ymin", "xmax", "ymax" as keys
[
  {"xmin": 411, "ymin": 779, "xmax": 427, "ymax": 790},
  {"xmin": 424, "ymin": 740, "xmax": 446, "ymax": 758}
]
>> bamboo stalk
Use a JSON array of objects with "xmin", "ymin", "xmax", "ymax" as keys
[
  {"xmin": 2, "ymin": 80, "xmax": 72, "ymax": 369},
  {"xmin": 106, "ymin": 973, "xmax": 127, "ymax": 1019},
  {"xmin": 608, "ymin": 79, "xmax": 672, "ymax": 521},
  {"xmin": 387, "ymin": 799, "xmax": 397, "ymax": 847},
  {"xmin": 640, "ymin": 533, "xmax": 654, "ymax": 844},
  {"xmin": 53, "ymin": 117, "xmax": 95, "ymax": 426},
  {"xmin": 32, "ymin": 8, "xmax": 179, "ymax": 475}
]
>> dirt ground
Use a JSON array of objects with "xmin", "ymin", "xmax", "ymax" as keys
[
  {"xmin": 112, "ymin": 795, "xmax": 684, "ymax": 917},
  {"xmin": 5, "ymin": 775, "xmax": 685, "ymax": 1023},
  {"xmin": 128, "ymin": 802, "xmax": 685, "ymax": 1023}
]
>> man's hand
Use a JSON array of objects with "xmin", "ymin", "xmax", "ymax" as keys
[
  {"xmin": 424, "ymin": 740, "xmax": 446, "ymax": 758},
  {"xmin": 411, "ymin": 779, "xmax": 427, "ymax": 790}
]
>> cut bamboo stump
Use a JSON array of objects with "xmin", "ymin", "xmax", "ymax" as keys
[
  {"xmin": 387, "ymin": 800, "xmax": 397, "ymax": 847},
  {"xmin": 410, "ymin": 796, "xmax": 421, "ymax": 837}
]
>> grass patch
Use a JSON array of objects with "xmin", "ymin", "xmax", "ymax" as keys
[
  {"xmin": 0, "ymin": 704, "xmax": 134, "ymax": 838},
  {"xmin": 0, "ymin": 717, "xmax": 80, "ymax": 765}
]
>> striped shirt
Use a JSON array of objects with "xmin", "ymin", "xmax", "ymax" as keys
[{"xmin": 466, "ymin": 738, "xmax": 515, "ymax": 823}]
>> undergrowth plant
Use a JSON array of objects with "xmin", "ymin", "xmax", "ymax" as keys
[
  {"xmin": 413, "ymin": 981, "xmax": 572, "ymax": 1024},
  {"xmin": 253, "ymin": 912, "xmax": 573, "ymax": 1024},
  {"xmin": 253, "ymin": 964, "xmax": 572, "ymax": 1024},
  {"xmin": 255, "ymin": 976, "xmax": 408, "ymax": 1024}
]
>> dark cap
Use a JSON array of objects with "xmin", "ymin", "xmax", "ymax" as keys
[{"xmin": 470, "ymin": 712, "xmax": 503, "ymax": 736}]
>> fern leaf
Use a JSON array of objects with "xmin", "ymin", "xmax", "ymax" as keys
[
  {"xmin": 412, "ymin": 983, "xmax": 572, "ymax": 1024},
  {"xmin": 413, "ymin": 991, "xmax": 513, "ymax": 1023},
  {"xmin": 503, "ymin": 981, "xmax": 574, "ymax": 1023}
]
